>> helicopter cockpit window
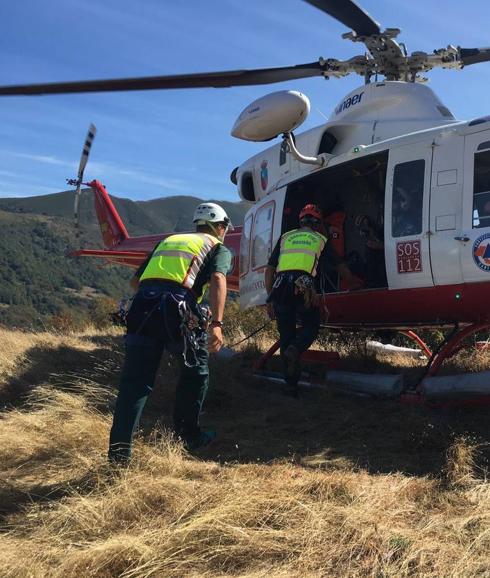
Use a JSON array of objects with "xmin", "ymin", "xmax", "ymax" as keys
[
  {"xmin": 472, "ymin": 149, "xmax": 490, "ymax": 228},
  {"xmin": 239, "ymin": 214, "xmax": 253, "ymax": 276},
  {"xmin": 392, "ymin": 160, "xmax": 424, "ymax": 238},
  {"xmin": 251, "ymin": 202, "xmax": 274, "ymax": 270},
  {"xmin": 436, "ymin": 105, "xmax": 454, "ymax": 120},
  {"xmin": 318, "ymin": 131, "xmax": 338, "ymax": 154}
]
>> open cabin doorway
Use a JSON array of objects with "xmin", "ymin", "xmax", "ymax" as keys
[{"xmin": 283, "ymin": 150, "xmax": 389, "ymax": 292}]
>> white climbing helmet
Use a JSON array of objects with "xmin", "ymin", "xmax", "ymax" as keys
[{"xmin": 193, "ymin": 202, "xmax": 234, "ymax": 230}]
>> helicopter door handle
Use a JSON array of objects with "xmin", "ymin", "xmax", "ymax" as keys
[{"xmin": 454, "ymin": 235, "xmax": 470, "ymax": 242}]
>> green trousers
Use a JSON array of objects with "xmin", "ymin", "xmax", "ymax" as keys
[{"xmin": 108, "ymin": 332, "xmax": 209, "ymax": 462}]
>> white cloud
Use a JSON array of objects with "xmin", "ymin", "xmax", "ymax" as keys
[
  {"xmin": 0, "ymin": 150, "xmax": 191, "ymax": 194},
  {"xmin": 89, "ymin": 161, "xmax": 191, "ymax": 191},
  {"xmin": 0, "ymin": 150, "xmax": 75, "ymax": 168}
]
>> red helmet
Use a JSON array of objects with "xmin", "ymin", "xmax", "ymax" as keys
[{"xmin": 299, "ymin": 204, "xmax": 323, "ymax": 221}]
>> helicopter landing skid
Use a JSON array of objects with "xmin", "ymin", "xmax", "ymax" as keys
[
  {"xmin": 399, "ymin": 330, "xmax": 432, "ymax": 359},
  {"xmin": 253, "ymin": 325, "xmax": 490, "ymax": 407},
  {"xmin": 401, "ymin": 322, "xmax": 490, "ymax": 407}
]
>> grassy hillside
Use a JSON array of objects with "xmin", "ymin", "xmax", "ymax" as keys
[
  {"xmin": 0, "ymin": 325, "xmax": 488, "ymax": 577},
  {"xmin": 0, "ymin": 209, "xmax": 132, "ymax": 328}
]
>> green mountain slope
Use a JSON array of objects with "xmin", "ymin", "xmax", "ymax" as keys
[
  {"xmin": 0, "ymin": 210, "xmax": 133, "ymax": 328},
  {"xmin": 0, "ymin": 189, "xmax": 248, "ymax": 237},
  {"xmin": 0, "ymin": 189, "xmax": 248, "ymax": 328}
]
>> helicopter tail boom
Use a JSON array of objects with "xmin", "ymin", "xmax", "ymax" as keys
[{"xmin": 88, "ymin": 179, "xmax": 129, "ymax": 248}]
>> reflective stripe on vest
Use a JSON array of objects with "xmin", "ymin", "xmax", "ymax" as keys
[
  {"xmin": 276, "ymin": 228, "xmax": 326, "ymax": 276},
  {"xmin": 139, "ymin": 233, "xmax": 220, "ymax": 296}
]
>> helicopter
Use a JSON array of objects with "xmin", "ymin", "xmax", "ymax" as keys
[{"xmin": 2, "ymin": 0, "xmax": 490, "ymax": 403}]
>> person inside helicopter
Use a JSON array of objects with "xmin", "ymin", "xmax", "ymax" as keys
[
  {"xmin": 352, "ymin": 213, "xmax": 387, "ymax": 288},
  {"xmin": 392, "ymin": 185, "xmax": 422, "ymax": 238},
  {"xmin": 317, "ymin": 212, "xmax": 364, "ymax": 293}
]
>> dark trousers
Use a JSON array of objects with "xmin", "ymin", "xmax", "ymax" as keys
[
  {"xmin": 108, "ymin": 285, "xmax": 209, "ymax": 462},
  {"xmin": 273, "ymin": 301, "xmax": 321, "ymax": 355}
]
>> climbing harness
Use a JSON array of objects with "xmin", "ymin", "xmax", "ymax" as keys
[
  {"xmin": 115, "ymin": 297, "xmax": 133, "ymax": 326},
  {"xmin": 178, "ymin": 299, "xmax": 211, "ymax": 367},
  {"xmin": 125, "ymin": 286, "xmax": 210, "ymax": 368},
  {"xmin": 294, "ymin": 274, "xmax": 314, "ymax": 294},
  {"xmin": 294, "ymin": 274, "xmax": 319, "ymax": 309}
]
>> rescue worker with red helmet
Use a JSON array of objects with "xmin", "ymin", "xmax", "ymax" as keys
[
  {"xmin": 108, "ymin": 202, "xmax": 232, "ymax": 463},
  {"xmin": 265, "ymin": 204, "xmax": 341, "ymax": 396}
]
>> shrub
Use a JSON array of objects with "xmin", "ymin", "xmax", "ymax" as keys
[{"xmin": 89, "ymin": 297, "xmax": 119, "ymax": 329}]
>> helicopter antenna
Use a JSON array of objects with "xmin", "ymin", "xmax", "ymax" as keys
[
  {"xmin": 314, "ymin": 106, "xmax": 329, "ymax": 121},
  {"xmin": 68, "ymin": 123, "xmax": 96, "ymax": 234}
]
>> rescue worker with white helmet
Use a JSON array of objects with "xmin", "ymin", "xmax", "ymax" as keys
[{"xmin": 108, "ymin": 202, "xmax": 232, "ymax": 463}]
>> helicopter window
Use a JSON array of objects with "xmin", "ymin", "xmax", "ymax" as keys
[
  {"xmin": 251, "ymin": 201, "xmax": 274, "ymax": 270},
  {"xmin": 240, "ymin": 172, "xmax": 255, "ymax": 202},
  {"xmin": 469, "ymin": 116, "xmax": 490, "ymax": 127},
  {"xmin": 472, "ymin": 149, "xmax": 490, "ymax": 229},
  {"xmin": 477, "ymin": 141, "xmax": 490, "ymax": 152},
  {"xmin": 318, "ymin": 131, "xmax": 338, "ymax": 154},
  {"xmin": 392, "ymin": 160, "xmax": 424, "ymax": 238},
  {"xmin": 240, "ymin": 214, "xmax": 253, "ymax": 276},
  {"xmin": 436, "ymin": 105, "xmax": 454, "ymax": 120}
]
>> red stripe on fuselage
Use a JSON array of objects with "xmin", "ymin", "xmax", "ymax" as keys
[{"xmin": 322, "ymin": 281, "xmax": 490, "ymax": 328}]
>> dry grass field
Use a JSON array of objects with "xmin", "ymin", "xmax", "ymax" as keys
[{"xmin": 0, "ymin": 325, "xmax": 489, "ymax": 577}]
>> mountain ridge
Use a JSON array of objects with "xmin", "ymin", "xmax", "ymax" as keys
[
  {"xmin": 0, "ymin": 189, "xmax": 249, "ymax": 236},
  {"xmin": 0, "ymin": 189, "xmax": 248, "ymax": 328}
]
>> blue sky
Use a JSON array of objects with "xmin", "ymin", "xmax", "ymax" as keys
[{"xmin": 1, "ymin": 0, "xmax": 490, "ymax": 202}]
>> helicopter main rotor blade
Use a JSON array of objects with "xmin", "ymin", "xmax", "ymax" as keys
[
  {"xmin": 0, "ymin": 63, "xmax": 326, "ymax": 96},
  {"xmin": 303, "ymin": 0, "xmax": 380, "ymax": 37},
  {"xmin": 460, "ymin": 47, "xmax": 490, "ymax": 66}
]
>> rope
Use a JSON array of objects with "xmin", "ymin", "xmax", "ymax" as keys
[{"xmin": 227, "ymin": 320, "xmax": 272, "ymax": 348}]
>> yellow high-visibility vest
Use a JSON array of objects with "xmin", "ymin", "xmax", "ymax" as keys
[
  {"xmin": 276, "ymin": 228, "xmax": 326, "ymax": 276},
  {"xmin": 139, "ymin": 233, "xmax": 220, "ymax": 300}
]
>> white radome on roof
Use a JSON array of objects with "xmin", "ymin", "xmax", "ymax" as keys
[{"xmin": 231, "ymin": 90, "xmax": 310, "ymax": 142}]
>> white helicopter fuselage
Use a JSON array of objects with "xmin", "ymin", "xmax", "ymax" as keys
[
  {"xmin": 236, "ymin": 82, "xmax": 458, "ymax": 202},
  {"xmin": 236, "ymin": 81, "xmax": 490, "ymax": 326}
]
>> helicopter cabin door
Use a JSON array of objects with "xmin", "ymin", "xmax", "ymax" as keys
[
  {"xmin": 239, "ymin": 188, "xmax": 285, "ymax": 309},
  {"xmin": 385, "ymin": 142, "xmax": 434, "ymax": 289},
  {"xmin": 460, "ymin": 131, "xmax": 490, "ymax": 282}
]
